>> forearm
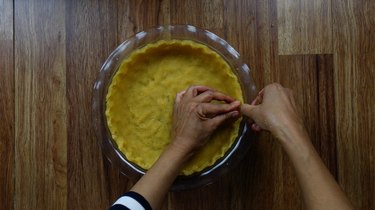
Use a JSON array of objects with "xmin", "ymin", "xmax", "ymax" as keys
[
  {"xmin": 130, "ymin": 142, "xmax": 188, "ymax": 210},
  {"xmin": 278, "ymin": 124, "xmax": 354, "ymax": 210}
]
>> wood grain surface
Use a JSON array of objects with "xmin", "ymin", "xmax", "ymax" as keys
[
  {"xmin": 1, "ymin": 0, "xmax": 374, "ymax": 209},
  {"xmin": 14, "ymin": 0, "xmax": 67, "ymax": 209},
  {"xmin": 277, "ymin": 0, "xmax": 333, "ymax": 55},
  {"xmin": 0, "ymin": 0, "xmax": 14, "ymax": 209}
]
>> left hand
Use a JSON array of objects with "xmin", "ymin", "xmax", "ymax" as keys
[{"xmin": 171, "ymin": 85, "xmax": 241, "ymax": 155}]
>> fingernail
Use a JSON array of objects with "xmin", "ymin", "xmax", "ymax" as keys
[
  {"xmin": 231, "ymin": 111, "xmax": 239, "ymax": 117},
  {"xmin": 232, "ymin": 100, "xmax": 240, "ymax": 106}
]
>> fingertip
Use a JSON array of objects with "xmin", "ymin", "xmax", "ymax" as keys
[
  {"xmin": 234, "ymin": 100, "xmax": 241, "ymax": 105},
  {"xmin": 230, "ymin": 100, "xmax": 241, "ymax": 108},
  {"xmin": 230, "ymin": 110, "xmax": 240, "ymax": 118},
  {"xmin": 227, "ymin": 96, "xmax": 236, "ymax": 102},
  {"xmin": 220, "ymin": 94, "xmax": 235, "ymax": 103},
  {"xmin": 210, "ymin": 110, "xmax": 239, "ymax": 127}
]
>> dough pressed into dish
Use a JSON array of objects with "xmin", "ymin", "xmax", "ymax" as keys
[{"xmin": 106, "ymin": 40, "xmax": 243, "ymax": 175}]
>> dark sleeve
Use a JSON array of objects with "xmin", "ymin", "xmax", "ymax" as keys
[
  {"xmin": 108, "ymin": 191, "xmax": 152, "ymax": 210},
  {"xmin": 109, "ymin": 204, "xmax": 131, "ymax": 210}
]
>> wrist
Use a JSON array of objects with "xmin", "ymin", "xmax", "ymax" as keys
[
  {"xmin": 275, "ymin": 121, "xmax": 309, "ymax": 146},
  {"xmin": 274, "ymin": 122, "xmax": 316, "ymax": 160},
  {"xmin": 166, "ymin": 138, "xmax": 195, "ymax": 162}
]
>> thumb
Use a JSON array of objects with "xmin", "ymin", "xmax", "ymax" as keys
[
  {"xmin": 210, "ymin": 110, "xmax": 240, "ymax": 127},
  {"xmin": 240, "ymin": 104, "xmax": 259, "ymax": 119}
]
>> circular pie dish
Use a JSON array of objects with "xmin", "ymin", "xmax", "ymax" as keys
[{"xmin": 92, "ymin": 25, "xmax": 257, "ymax": 191}]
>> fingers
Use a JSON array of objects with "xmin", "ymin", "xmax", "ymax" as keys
[
  {"xmin": 185, "ymin": 85, "xmax": 213, "ymax": 98},
  {"xmin": 174, "ymin": 90, "xmax": 186, "ymax": 113},
  {"xmin": 241, "ymin": 104, "xmax": 263, "ymax": 132},
  {"xmin": 240, "ymin": 104, "xmax": 258, "ymax": 118},
  {"xmin": 194, "ymin": 90, "xmax": 235, "ymax": 103},
  {"xmin": 175, "ymin": 90, "xmax": 187, "ymax": 105},
  {"xmin": 251, "ymin": 94, "xmax": 263, "ymax": 105},
  {"xmin": 247, "ymin": 94, "xmax": 264, "ymax": 132},
  {"xmin": 202, "ymin": 101, "xmax": 241, "ymax": 116},
  {"xmin": 179, "ymin": 86, "xmax": 236, "ymax": 103},
  {"xmin": 210, "ymin": 110, "xmax": 240, "ymax": 127}
]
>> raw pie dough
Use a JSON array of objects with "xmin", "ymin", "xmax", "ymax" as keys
[{"xmin": 106, "ymin": 40, "xmax": 243, "ymax": 175}]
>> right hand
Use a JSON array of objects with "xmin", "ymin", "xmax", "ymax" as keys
[{"xmin": 240, "ymin": 83, "xmax": 304, "ymax": 140}]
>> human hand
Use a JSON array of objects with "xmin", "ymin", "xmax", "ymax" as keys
[
  {"xmin": 171, "ymin": 86, "xmax": 241, "ymax": 155},
  {"xmin": 241, "ymin": 83, "xmax": 304, "ymax": 140},
  {"xmin": 240, "ymin": 84, "xmax": 355, "ymax": 210}
]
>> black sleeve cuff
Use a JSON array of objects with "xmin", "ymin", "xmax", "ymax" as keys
[
  {"xmin": 123, "ymin": 191, "xmax": 153, "ymax": 210},
  {"xmin": 109, "ymin": 204, "xmax": 130, "ymax": 210}
]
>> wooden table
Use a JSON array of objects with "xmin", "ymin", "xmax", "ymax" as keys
[{"xmin": 1, "ymin": 0, "xmax": 374, "ymax": 209}]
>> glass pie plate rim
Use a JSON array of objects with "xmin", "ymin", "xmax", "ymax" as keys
[{"xmin": 92, "ymin": 24, "xmax": 257, "ymax": 191}]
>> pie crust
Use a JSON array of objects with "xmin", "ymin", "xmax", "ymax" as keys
[{"xmin": 106, "ymin": 40, "xmax": 243, "ymax": 175}]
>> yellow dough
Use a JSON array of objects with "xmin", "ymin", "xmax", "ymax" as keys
[{"xmin": 106, "ymin": 40, "xmax": 243, "ymax": 175}]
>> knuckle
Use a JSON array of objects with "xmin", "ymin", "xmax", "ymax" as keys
[
  {"xmin": 188, "ymin": 103, "xmax": 198, "ymax": 111},
  {"xmin": 188, "ymin": 85, "xmax": 198, "ymax": 90},
  {"xmin": 187, "ymin": 85, "xmax": 195, "ymax": 92},
  {"xmin": 205, "ymin": 91, "xmax": 214, "ymax": 98},
  {"xmin": 270, "ymin": 83, "xmax": 282, "ymax": 89},
  {"xmin": 177, "ymin": 92, "xmax": 184, "ymax": 97},
  {"xmin": 275, "ymin": 82, "xmax": 282, "ymax": 87}
]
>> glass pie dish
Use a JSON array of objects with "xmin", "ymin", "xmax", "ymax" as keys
[{"xmin": 92, "ymin": 25, "xmax": 257, "ymax": 191}]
